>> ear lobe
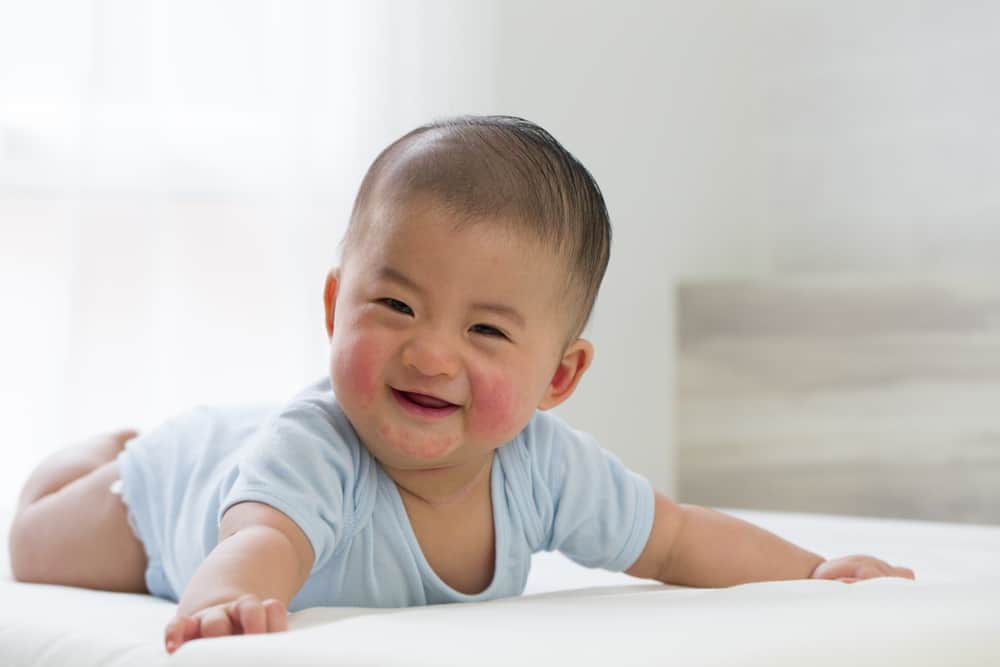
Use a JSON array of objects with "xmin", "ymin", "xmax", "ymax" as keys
[
  {"xmin": 323, "ymin": 269, "xmax": 340, "ymax": 339},
  {"xmin": 538, "ymin": 339, "xmax": 594, "ymax": 410}
]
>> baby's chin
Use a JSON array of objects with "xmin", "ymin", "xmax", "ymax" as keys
[{"xmin": 372, "ymin": 422, "xmax": 464, "ymax": 464}]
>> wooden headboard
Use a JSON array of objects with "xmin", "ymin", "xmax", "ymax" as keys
[{"xmin": 676, "ymin": 275, "xmax": 1000, "ymax": 524}]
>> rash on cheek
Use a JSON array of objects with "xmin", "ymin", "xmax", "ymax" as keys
[
  {"xmin": 332, "ymin": 335, "xmax": 381, "ymax": 407},
  {"xmin": 351, "ymin": 354, "xmax": 379, "ymax": 406},
  {"xmin": 469, "ymin": 372, "xmax": 519, "ymax": 440}
]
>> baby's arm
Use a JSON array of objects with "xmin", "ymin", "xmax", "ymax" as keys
[
  {"xmin": 626, "ymin": 492, "xmax": 914, "ymax": 587},
  {"xmin": 163, "ymin": 501, "xmax": 314, "ymax": 654}
]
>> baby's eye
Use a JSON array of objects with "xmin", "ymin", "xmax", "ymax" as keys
[
  {"xmin": 470, "ymin": 323, "xmax": 509, "ymax": 340},
  {"xmin": 379, "ymin": 298, "xmax": 414, "ymax": 316}
]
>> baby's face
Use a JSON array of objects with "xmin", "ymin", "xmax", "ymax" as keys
[{"xmin": 325, "ymin": 196, "xmax": 580, "ymax": 473}]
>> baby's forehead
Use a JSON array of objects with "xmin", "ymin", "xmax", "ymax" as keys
[{"xmin": 362, "ymin": 192, "xmax": 565, "ymax": 261}]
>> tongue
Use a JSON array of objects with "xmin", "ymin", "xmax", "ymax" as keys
[{"xmin": 405, "ymin": 392, "xmax": 453, "ymax": 409}]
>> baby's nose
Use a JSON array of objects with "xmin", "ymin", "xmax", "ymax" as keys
[{"xmin": 401, "ymin": 332, "xmax": 461, "ymax": 378}]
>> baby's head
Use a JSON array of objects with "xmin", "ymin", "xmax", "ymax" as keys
[
  {"xmin": 342, "ymin": 116, "xmax": 611, "ymax": 340},
  {"xmin": 323, "ymin": 116, "xmax": 612, "ymax": 474}
]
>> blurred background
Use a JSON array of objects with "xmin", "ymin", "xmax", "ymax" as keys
[{"xmin": 2, "ymin": 1, "xmax": 998, "ymax": 519}]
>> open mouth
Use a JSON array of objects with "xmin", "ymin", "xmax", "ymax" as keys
[{"xmin": 391, "ymin": 388, "xmax": 460, "ymax": 418}]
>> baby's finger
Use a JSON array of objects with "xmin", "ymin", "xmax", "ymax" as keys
[
  {"xmin": 263, "ymin": 598, "xmax": 288, "ymax": 632},
  {"xmin": 164, "ymin": 615, "xmax": 200, "ymax": 654},
  {"xmin": 200, "ymin": 606, "xmax": 235, "ymax": 638},
  {"xmin": 891, "ymin": 566, "xmax": 916, "ymax": 580},
  {"xmin": 235, "ymin": 596, "xmax": 267, "ymax": 635}
]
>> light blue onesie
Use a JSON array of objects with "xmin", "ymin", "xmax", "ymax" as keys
[{"xmin": 116, "ymin": 378, "xmax": 654, "ymax": 611}]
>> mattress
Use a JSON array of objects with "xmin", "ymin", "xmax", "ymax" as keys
[{"xmin": 3, "ymin": 508, "xmax": 999, "ymax": 666}]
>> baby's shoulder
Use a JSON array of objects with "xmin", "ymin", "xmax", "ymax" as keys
[
  {"xmin": 272, "ymin": 378, "xmax": 355, "ymax": 440},
  {"xmin": 499, "ymin": 410, "xmax": 603, "ymax": 483},
  {"xmin": 513, "ymin": 409, "xmax": 599, "ymax": 453},
  {"xmin": 245, "ymin": 378, "xmax": 374, "ymax": 482}
]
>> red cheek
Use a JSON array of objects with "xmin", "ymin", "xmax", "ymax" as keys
[
  {"xmin": 469, "ymin": 371, "xmax": 519, "ymax": 440},
  {"xmin": 333, "ymin": 334, "xmax": 381, "ymax": 406}
]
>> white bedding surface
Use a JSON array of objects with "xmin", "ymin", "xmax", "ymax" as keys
[{"xmin": 3, "ymin": 508, "xmax": 999, "ymax": 666}]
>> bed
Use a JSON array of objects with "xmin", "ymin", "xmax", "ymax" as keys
[{"xmin": 3, "ymin": 507, "xmax": 999, "ymax": 666}]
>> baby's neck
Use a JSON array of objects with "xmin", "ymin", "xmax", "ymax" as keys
[{"xmin": 385, "ymin": 452, "xmax": 493, "ymax": 509}]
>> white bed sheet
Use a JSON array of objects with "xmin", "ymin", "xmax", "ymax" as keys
[{"xmin": 3, "ymin": 508, "xmax": 999, "ymax": 666}]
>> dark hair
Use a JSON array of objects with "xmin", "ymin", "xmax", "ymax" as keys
[{"xmin": 343, "ymin": 115, "xmax": 612, "ymax": 338}]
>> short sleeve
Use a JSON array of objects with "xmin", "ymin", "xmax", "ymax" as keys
[
  {"xmin": 520, "ymin": 412, "xmax": 655, "ymax": 572},
  {"xmin": 220, "ymin": 395, "xmax": 360, "ymax": 574}
]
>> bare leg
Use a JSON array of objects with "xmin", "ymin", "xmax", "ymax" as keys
[{"xmin": 9, "ymin": 430, "xmax": 149, "ymax": 593}]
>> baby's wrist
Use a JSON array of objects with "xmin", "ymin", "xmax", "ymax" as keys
[{"xmin": 807, "ymin": 556, "xmax": 827, "ymax": 579}]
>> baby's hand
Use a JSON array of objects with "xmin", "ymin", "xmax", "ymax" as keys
[
  {"xmin": 811, "ymin": 555, "xmax": 915, "ymax": 583},
  {"xmin": 164, "ymin": 594, "xmax": 288, "ymax": 654}
]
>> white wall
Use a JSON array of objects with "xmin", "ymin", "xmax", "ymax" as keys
[{"xmin": 717, "ymin": 2, "xmax": 1000, "ymax": 274}]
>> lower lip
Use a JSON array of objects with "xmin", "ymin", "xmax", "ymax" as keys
[{"xmin": 391, "ymin": 388, "xmax": 460, "ymax": 419}]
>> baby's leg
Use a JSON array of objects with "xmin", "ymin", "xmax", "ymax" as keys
[{"xmin": 9, "ymin": 431, "xmax": 148, "ymax": 593}]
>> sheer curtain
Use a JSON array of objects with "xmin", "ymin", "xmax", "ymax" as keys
[{"xmin": 0, "ymin": 0, "xmax": 498, "ymax": 505}]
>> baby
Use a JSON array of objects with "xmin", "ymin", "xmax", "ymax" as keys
[{"xmin": 9, "ymin": 116, "xmax": 914, "ymax": 654}]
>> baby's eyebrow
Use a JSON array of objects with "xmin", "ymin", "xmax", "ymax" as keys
[
  {"xmin": 377, "ymin": 266, "xmax": 424, "ymax": 295},
  {"xmin": 471, "ymin": 302, "xmax": 525, "ymax": 328}
]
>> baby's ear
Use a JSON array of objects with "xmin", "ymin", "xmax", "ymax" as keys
[
  {"xmin": 323, "ymin": 269, "xmax": 340, "ymax": 339},
  {"xmin": 538, "ymin": 339, "xmax": 594, "ymax": 410}
]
